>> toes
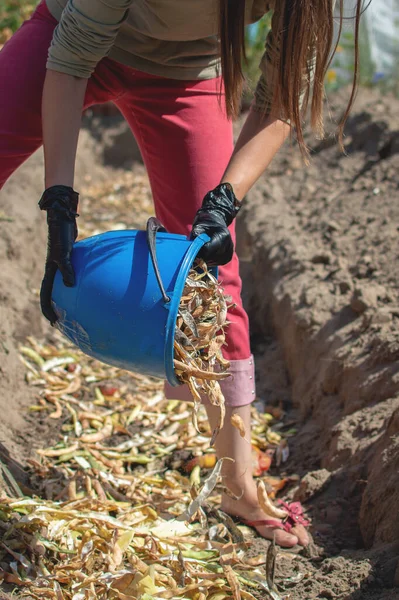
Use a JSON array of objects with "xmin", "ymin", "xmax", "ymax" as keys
[
  {"xmin": 272, "ymin": 529, "xmax": 299, "ymax": 548},
  {"xmin": 290, "ymin": 524, "xmax": 309, "ymax": 546},
  {"xmin": 256, "ymin": 526, "xmax": 299, "ymax": 548}
]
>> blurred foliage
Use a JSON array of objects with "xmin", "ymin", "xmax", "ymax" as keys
[
  {"xmin": 326, "ymin": 21, "xmax": 399, "ymax": 97},
  {"xmin": 245, "ymin": 11, "xmax": 399, "ymax": 105},
  {"xmin": 0, "ymin": 0, "xmax": 36, "ymax": 44},
  {"xmin": 325, "ymin": 27, "xmax": 376, "ymax": 93},
  {"xmin": 243, "ymin": 12, "xmax": 272, "ymax": 103}
]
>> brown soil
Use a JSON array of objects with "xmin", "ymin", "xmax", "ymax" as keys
[
  {"xmin": 238, "ymin": 86, "xmax": 399, "ymax": 598},
  {"xmin": 0, "ymin": 88, "xmax": 398, "ymax": 599}
]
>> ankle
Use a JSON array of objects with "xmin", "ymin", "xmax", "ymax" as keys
[
  {"xmin": 222, "ymin": 474, "xmax": 255, "ymax": 498},
  {"xmin": 221, "ymin": 483, "xmax": 258, "ymax": 509}
]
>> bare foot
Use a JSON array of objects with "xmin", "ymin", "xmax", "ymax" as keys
[{"xmin": 221, "ymin": 485, "xmax": 309, "ymax": 549}]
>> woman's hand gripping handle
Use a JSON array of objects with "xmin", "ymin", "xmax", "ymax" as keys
[
  {"xmin": 38, "ymin": 185, "xmax": 79, "ymax": 325},
  {"xmin": 190, "ymin": 183, "xmax": 241, "ymax": 266}
]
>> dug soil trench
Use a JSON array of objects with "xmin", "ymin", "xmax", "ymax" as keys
[
  {"xmin": 0, "ymin": 88, "xmax": 398, "ymax": 599},
  {"xmin": 238, "ymin": 87, "xmax": 399, "ymax": 598}
]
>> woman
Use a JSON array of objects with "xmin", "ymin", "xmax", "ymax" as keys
[{"xmin": 0, "ymin": 0, "xmax": 362, "ymax": 548}]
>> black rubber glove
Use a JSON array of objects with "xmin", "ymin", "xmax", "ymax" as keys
[
  {"xmin": 191, "ymin": 183, "xmax": 241, "ymax": 266},
  {"xmin": 38, "ymin": 185, "xmax": 79, "ymax": 325}
]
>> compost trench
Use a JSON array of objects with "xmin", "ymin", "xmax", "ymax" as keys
[{"xmin": 0, "ymin": 88, "xmax": 398, "ymax": 599}]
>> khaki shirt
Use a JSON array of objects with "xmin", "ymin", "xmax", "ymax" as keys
[{"xmin": 45, "ymin": 0, "xmax": 282, "ymax": 113}]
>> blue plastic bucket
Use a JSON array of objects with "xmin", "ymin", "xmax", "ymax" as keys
[{"xmin": 52, "ymin": 218, "xmax": 210, "ymax": 386}]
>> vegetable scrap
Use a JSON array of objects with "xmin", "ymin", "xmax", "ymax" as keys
[
  {"xmin": 184, "ymin": 446, "xmax": 273, "ymax": 479},
  {"xmin": 230, "ymin": 414, "xmax": 247, "ymax": 439},
  {"xmin": 251, "ymin": 447, "xmax": 273, "ymax": 477},
  {"xmin": 184, "ymin": 454, "xmax": 218, "ymax": 473},
  {"xmin": 266, "ymin": 536, "xmax": 277, "ymax": 591},
  {"xmin": 257, "ymin": 481, "xmax": 289, "ymax": 521},
  {"xmin": 0, "ymin": 333, "xmax": 305, "ymax": 599},
  {"xmin": 174, "ymin": 260, "xmax": 232, "ymax": 443}
]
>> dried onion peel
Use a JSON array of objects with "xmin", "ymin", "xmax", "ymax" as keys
[{"xmin": 174, "ymin": 260, "xmax": 232, "ymax": 441}]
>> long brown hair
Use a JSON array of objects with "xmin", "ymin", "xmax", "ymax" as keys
[{"xmin": 219, "ymin": 0, "xmax": 364, "ymax": 158}]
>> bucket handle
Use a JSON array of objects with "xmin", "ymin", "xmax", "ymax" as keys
[{"xmin": 146, "ymin": 217, "xmax": 171, "ymax": 304}]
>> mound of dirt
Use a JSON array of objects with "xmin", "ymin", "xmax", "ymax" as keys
[
  {"xmin": 239, "ymin": 86, "xmax": 399, "ymax": 586},
  {"xmin": 0, "ymin": 148, "xmax": 47, "ymax": 466}
]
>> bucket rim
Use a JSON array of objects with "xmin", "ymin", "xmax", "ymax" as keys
[{"xmin": 164, "ymin": 233, "xmax": 210, "ymax": 387}]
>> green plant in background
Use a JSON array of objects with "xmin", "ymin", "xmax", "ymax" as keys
[
  {"xmin": 0, "ymin": 0, "xmax": 36, "ymax": 44},
  {"xmin": 244, "ymin": 14, "xmax": 272, "ymax": 83},
  {"xmin": 325, "ymin": 32, "xmax": 354, "ymax": 93},
  {"xmin": 243, "ymin": 13, "xmax": 377, "ymax": 105},
  {"xmin": 246, "ymin": 5, "xmax": 399, "ymax": 103},
  {"xmin": 243, "ymin": 13, "xmax": 272, "ymax": 106},
  {"xmin": 325, "ymin": 23, "xmax": 377, "ymax": 93}
]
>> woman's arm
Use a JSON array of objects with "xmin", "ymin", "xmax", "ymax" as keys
[
  {"xmin": 220, "ymin": 0, "xmax": 292, "ymax": 200},
  {"xmin": 191, "ymin": 110, "xmax": 290, "ymax": 265},
  {"xmin": 42, "ymin": 70, "xmax": 87, "ymax": 188},
  {"xmin": 221, "ymin": 109, "xmax": 290, "ymax": 200},
  {"xmin": 42, "ymin": 0, "xmax": 135, "ymax": 186},
  {"xmin": 192, "ymin": 110, "xmax": 290, "ymax": 265},
  {"xmin": 38, "ymin": 0, "xmax": 134, "ymax": 324}
]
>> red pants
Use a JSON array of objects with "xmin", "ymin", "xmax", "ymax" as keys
[{"xmin": 0, "ymin": 1, "xmax": 255, "ymax": 405}]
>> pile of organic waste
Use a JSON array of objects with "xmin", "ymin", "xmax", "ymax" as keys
[
  {"xmin": 0, "ymin": 335, "xmax": 299, "ymax": 600},
  {"xmin": 0, "ymin": 160, "xmax": 299, "ymax": 600}
]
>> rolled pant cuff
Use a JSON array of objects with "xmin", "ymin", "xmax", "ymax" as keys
[{"xmin": 164, "ymin": 355, "xmax": 256, "ymax": 407}]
